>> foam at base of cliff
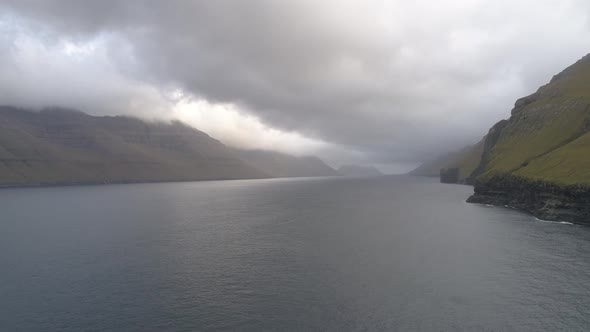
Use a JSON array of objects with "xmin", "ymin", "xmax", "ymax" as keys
[{"xmin": 467, "ymin": 174, "xmax": 590, "ymax": 224}]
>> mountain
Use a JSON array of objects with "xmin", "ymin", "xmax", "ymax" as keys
[
  {"xmin": 466, "ymin": 54, "xmax": 590, "ymax": 224},
  {"xmin": 338, "ymin": 165, "xmax": 383, "ymax": 177},
  {"xmin": 409, "ymin": 137, "xmax": 485, "ymax": 182},
  {"xmin": 0, "ymin": 106, "xmax": 267, "ymax": 186},
  {"xmin": 233, "ymin": 149, "xmax": 339, "ymax": 178}
]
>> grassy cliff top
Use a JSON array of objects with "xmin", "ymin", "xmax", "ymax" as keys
[{"xmin": 478, "ymin": 54, "xmax": 590, "ymax": 185}]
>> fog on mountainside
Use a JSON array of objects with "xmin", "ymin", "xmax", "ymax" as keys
[
  {"xmin": 234, "ymin": 149, "xmax": 339, "ymax": 178},
  {"xmin": 409, "ymin": 138, "xmax": 485, "ymax": 181},
  {"xmin": 1, "ymin": 1, "xmax": 590, "ymax": 168},
  {"xmin": 410, "ymin": 53, "xmax": 590, "ymax": 224},
  {"xmin": 3, "ymin": 2, "xmax": 590, "ymax": 332},
  {"xmin": 338, "ymin": 165, "xmax": 384, "ymax": 177},
  {"xmin": 0, "ymin": 107, "xmax": 336, "ymax": 186},
  {"xmin": 415, "ymin": 53, "xmax": 590, "ymax": 187}
]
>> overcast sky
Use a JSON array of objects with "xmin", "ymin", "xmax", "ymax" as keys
[{"xmin": 1, "ymin": 0, "xmax": 589, "ymax": 172}]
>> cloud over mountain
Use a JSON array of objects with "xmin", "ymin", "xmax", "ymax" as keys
[{"xmin": 1, "ymin": 0, "xmax": 589, "ymax": 170}]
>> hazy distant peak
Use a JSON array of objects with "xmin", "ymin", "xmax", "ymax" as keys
[
  {"xmin": 338, "ymin": 165, "xmax": 383, "ymax": 177},
  {"xmin": 234, "ymin": 148, "xmax": 339, "ymax": 178}
]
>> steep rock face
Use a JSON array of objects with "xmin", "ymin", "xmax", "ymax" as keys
[
  {"xmin": 467, "ymin": 175, "xmax": 590, "ymax": 225},
  {"xmin": 0, "ymin": 107, "xmax": 267, "ymax": 186},
  {"xmin": 233, "ymin": 149, "xmax": 339, "ymax": 178},
  {"xmin": 467, "ymin": 54, "xmax": 590, "ymax": 224}
]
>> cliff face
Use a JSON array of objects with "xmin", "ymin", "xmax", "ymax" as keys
[
  {"xmin": 467, "ymin": 54, "xmax": 590, "ymax": 224},
  {"xmin": 0, "ymin": 107, "xmax": 267, "ymax": 186},
  {"xmin": 467, "ymin": 175, "xmax": 590, "ymax": 224}
]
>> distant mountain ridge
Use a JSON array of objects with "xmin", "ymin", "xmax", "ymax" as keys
[
  {"xmin": 234, "ymin": 149, "xmax": 339, "ymax": 178},
  {"xmin": 0, "ymin": 107, "xmax": 335, "ymax": 186},
  {"xmin": 338, "ymin": 165, "xmax": 383, "ymax": 177}
]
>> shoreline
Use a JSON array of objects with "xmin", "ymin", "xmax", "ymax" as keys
[
  {"xmin": 466, "ymin": 174, "xmax": 590, "ymax": 226},
  {"xmin": 0, "ymin": 174, "xmax": 346, "ymax": 190},
  {"xmin": 0, "ymin": 177, "xmax": 271, "ymax": 190}
]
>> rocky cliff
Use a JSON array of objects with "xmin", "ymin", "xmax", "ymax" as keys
[
  {"xmin": 467, "ymin": 174, "xmax": 590, "ymax": 224},
  {"xmin": 466, "ymin": 54, "xmax": 590, "ymax": 224}
]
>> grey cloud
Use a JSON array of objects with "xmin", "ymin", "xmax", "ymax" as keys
[{"xmin": 1, "ymin": 0, "xmax": 590, "ymax": 164}]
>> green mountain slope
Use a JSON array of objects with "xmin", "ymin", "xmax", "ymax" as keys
[
  {"xmin": 0, "ymin": 107, "xmax": 267, "ymax": 186},
  {"xmin": 467, "ymin": 53, "xmax": 590, "ymax": 224},
  {"xmin": 476, "ymin": 54, "xmax": 590, "ymax": 185},
  {"xmin": 513, "ymin": 130, "xmax": 590, "ymax": 184}
]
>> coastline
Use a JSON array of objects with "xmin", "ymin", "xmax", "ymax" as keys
[
  {"xmin": 0, "ymin": 176, "xmax": 271, "ymax": 190},
  {"xmin": 0, "ymin": 174, "xmax": 344, "ymax": 190},
  {"xmin": 466, "ymin": 174, "xmax": 590, "ymax": 226}
]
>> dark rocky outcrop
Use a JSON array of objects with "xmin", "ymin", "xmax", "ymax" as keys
[
  {"xmin": 440, "ymin": 168, "xmax": 460, "ymax": 184},
  {"xmin": 467, "ymin": 174, "xmax": 590, "ymax": 225}
]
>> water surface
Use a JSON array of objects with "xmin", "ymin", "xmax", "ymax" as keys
[{"xmin": 1, "ymin": 176, "xmax": 589, "ymax": 331}]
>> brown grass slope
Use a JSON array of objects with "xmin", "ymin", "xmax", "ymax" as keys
[{"xmin": 0, "ymin": 107, "xmax": 267, "ymax": 186}]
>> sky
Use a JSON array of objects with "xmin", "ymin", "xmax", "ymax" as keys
[{"xmin": 0, "ymin": 0, "xmax": 589, "ymax": 172}]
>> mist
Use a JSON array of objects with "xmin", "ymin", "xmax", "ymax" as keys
[{"xmin": 1, "ymin": 0, "xmax": 589, "ymax": 170}]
